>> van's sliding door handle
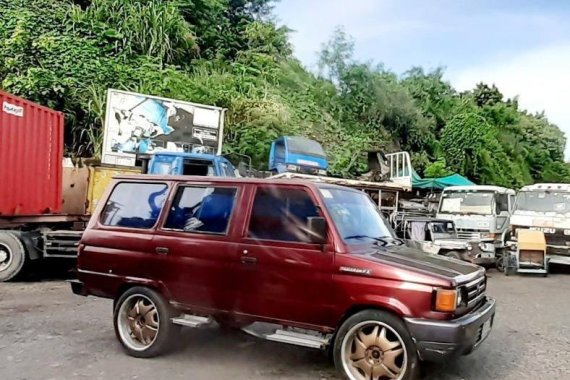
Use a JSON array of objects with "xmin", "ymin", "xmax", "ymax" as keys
[
  {"xmin": 155, "ymin": 247, "xmax": 169, "ymax": 255},
  {"xmin": 240, "ymin": 256, "xmax": 257, "ymax": 265}
]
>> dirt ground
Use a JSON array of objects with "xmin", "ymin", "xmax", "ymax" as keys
[{"xmin": 1, "ymin": 269, "xmax": 570, "ymax": 380}]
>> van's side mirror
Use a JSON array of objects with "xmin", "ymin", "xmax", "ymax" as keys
[{"xmin": 307, "ymin": 217, "xmax": 327, "ymax": 245}]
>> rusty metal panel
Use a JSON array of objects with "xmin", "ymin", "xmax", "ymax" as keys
[
  {"xmin": 0, "ymin": 91, "xmax": 64, "ymax": 216},
  {"xmin": 86, "ymin": 166, "xmax": 141, "ymax": 214},
  {"xmin": 61, "ymin": 166, "xmax": 90, "ymax": 215}
]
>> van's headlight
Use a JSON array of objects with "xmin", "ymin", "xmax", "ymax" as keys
[
  {"xmin": 318, "ymin": 169, "xmax": 327, "ymax": 175},
  {"xmin": 286, "ymin": 164, "xmax": 299, "ymax": 172},
  {"xmin": 481, "ymin": 232, "xmax": 496, "ymax": 240},
  {"xmin": 434, "ymin": 288, "xmax": 458, "ymax": 312}
]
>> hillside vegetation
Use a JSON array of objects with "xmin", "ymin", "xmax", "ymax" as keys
[{"xmin": 1, "ymin": 0, "xmax": 569, "ymax": 187}]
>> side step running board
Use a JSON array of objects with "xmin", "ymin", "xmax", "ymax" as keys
[
  {"xmin": 265, "ymin": 329, "xmax": 330, "ymax": 349},
  {"xmin": 171, "ymin": 314, "xmax": 212, "ymax": 328},
  {"xmin": 242, "ymin": 323, "xmax": 331, "ymax": 350}
]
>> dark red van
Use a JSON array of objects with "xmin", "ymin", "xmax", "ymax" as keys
[{"xmin": 71, "ymin": 176, "xmax": 495, "ymax": 380}]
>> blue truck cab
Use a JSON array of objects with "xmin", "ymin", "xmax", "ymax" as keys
[
  {"xmin": 268, "ymin": 136, "xmax": 328, "ymax": 175},
  {"xmin": 147, "ymin": 151, "xmax": 237, "ymax": 177}
]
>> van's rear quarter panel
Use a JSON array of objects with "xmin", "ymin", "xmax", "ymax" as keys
[{"xmin": 0, "ymin": 91, "xmax": 63, "ymax": 216}]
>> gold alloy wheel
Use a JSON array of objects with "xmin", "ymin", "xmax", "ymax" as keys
[
  {"xmin": 117, "ymin": 294, "xmax": 160, "ymax": 350},
  {"xmin": 341, "ymin": 321, "xmax": 407, "ymax": 380}
]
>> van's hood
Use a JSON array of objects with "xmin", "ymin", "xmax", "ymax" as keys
[{"xmin": 347, "ymin": 244, "xmax": 483, "ymax": 286}]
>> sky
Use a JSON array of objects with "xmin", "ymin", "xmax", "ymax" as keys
[{"xmin": 274, "ymin": 0, "xmax": 570, "ymax": 156}]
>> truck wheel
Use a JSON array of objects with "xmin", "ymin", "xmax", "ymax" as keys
[
  {"xmin": 495, "ymin": 252, "xmax": 505, "ymax": 273},
  {"xmin": 114, "ymin": 287, "xmax": 177, "ymax": 358},
  {"xmin": 445, "ymin": 250, "xmax": 463, "ymax": 261},
  {"xmin": 333, "ymin": 310, "xmax": 419, "ymax": 380},
  {"xmin": 0, "ymin": 232, "xmax": 27, "ymax": 282}
]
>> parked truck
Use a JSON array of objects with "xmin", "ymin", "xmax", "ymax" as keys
[
  {"xmin": 436, "ymin": 185, "xmax": 516, "ymax": 270},
  {"xmin": 508, "ymin": 183, "xmax": 570, "ymax": 267},
  {"xmin": 0, "ymin": 90, "xmax": 232, "ymax": 282}
]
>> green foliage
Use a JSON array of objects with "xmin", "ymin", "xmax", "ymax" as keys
[
  {"xmin": 0, "ymin": 1, "xmax": 568, "ymax": 185},
  {"xmin": 424, "ymin": 158, "xmax": 453, "ymax": 178}
]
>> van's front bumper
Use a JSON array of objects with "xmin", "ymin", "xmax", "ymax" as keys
[{"xmin": 404, "ymin": 297, "xmax": 496, "ymax": 362}]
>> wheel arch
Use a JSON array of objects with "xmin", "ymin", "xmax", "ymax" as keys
[
  {"xmin": 338, "ymin": 302, "xmax": 407, "ymax": 330},
  {"xmin": 114, "ymin": 279, "xmax": 171, "ymax": 308}
]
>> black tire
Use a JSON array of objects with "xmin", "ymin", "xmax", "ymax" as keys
[
  {"xmin": 333, "ymin": 309, "xmax": 420, "ymax": 380},
  {"xmin": 445, "ymin": 250, "xmax": 463, "ymax": 261},
  {"xmin": 113, "ymin": 287, "xmax": 178, "ymax": 358},
  {"xmin": 0, "ymin": 232, "xmax": 27, "ymax": 282},
  {"xmin": 495, "ymin": 251, "xmax": 505, "ymax": 273}
]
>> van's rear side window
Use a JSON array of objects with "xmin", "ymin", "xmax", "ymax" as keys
[
  {"xmin": 164, "ymin": 186, "xmax": 237, "ymax": 234},
  {"xmin": 101, "ymin": 182, "xmax": 168, "ymax": 229}
]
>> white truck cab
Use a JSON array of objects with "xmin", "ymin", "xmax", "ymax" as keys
[
  {"xmin": 437, "ymin": 185, "xmax": 516, "ymax": 268},
  {"xmin": 510, "ymin": 183, "xmax": 570, "ymax": 265}
]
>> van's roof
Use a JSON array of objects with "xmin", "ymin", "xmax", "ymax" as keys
[
  {"xmin": 443, "ymin": 185, "xmax": 515, "ymax": 194},
  {"xmin": 113, "ymin": 174, "xmax": 361, "ymax": 192}
]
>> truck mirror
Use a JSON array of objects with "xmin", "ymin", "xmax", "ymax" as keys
[{"xmin": 307, "ymin": 217, "xmax": 327, "ymax": 245}]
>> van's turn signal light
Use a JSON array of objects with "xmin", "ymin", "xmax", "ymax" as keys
[{"xmin": 435, "ymin": 289, "xmax": 458, "ymax": 312}]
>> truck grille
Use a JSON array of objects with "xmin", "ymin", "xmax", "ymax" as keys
[
  {"xmin": 457, "ymin": 230, "xmax": 482, "ymax": 241},
  {"xmin": 463, "ymin": 276, "xmax": 486, "ymax": 308},
  {"xmin": 44, "ymin": 230, "xmax": 82, "ymax": 258}
]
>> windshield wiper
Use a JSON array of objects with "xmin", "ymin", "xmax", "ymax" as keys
[
  {"xmin": 344, "ymin": 235, "xmax": 403, "ymax": 245},
  {"xmin": 344, "ymin": 235, "xmax": 384, "ymax": 241}
]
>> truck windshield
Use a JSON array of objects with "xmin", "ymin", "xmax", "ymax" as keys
[
  {"xmin": 439, "ymin": 191, "xmax": 494, "ymax": 215},
  {"xmin": 319, "ymin": 188, "xmax": 393, "ymax": 243},
  {"xmin": 515, "ymin": 191, "xmax": 570, "ymax": 214},
  {"xmin": 287, "ymin": 137, "xmax": 326, "ymax": 158}
]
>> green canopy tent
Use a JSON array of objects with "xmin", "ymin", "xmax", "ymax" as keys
[{"xmin": 412, "ymin": 170, "xmax": 474, "ymax": 190}]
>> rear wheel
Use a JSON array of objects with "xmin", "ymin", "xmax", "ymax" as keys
[
  {"xmin": 114, "ymin": 287, "xmax": 177, "ymax": 358},
  {"xmin": 0, "ymin": 232, "xmax": 27, "ymax": 282},
  {"xmin": 333, "ymin": 310, "xmax": 419, "ymax": 380}
]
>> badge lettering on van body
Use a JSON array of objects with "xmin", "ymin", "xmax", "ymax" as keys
[{"xmin": 339, "ymin": 266, "xmax": 372, "ymax": 276}]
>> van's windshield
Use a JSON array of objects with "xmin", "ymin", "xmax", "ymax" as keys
[
  {"xmin": 319, "ymin": 188, "xmax": 393, "ymax": 244},
  {"xmin": 439, "ymin": 191, "xmax": 494, "ymax": 215},
  {"xmin": 515, "ymin": 191, "xmax": 570, "ymax": 214}
]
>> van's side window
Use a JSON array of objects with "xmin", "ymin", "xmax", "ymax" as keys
[
  {"xmin": 101, "ymin": 183, "xmax": 168, "ymax": 229},
  {"xmin": 164, "ymin": 186, "xmax": 237, "ymax": 234},
  {"xmin": 248, "ymin": 187, "xmax": 319, "ymax": 242}
]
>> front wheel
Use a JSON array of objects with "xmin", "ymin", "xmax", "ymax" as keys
[
  {"xmin": 333, "ymin": 310, "xmax": 419, "ymax": 380},
  {"xmin": 445, "ymin": 250, "xmax": 463, "ymax": 261},
  {"xmin": 113, "ymin": 287, "xmax": 177, "ymax": 358},
  {"xmin": 495, "ymin": 251, "xmax": 505, "ymax": 273}
]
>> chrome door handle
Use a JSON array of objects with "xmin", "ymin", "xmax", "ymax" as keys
[
  {"xmin": 156, "ymin": 247, "xmax": 169, "ymax": 255},
  {"xmin": 240, "ymin": 256, "xmax": 257, "ymax": 265}
]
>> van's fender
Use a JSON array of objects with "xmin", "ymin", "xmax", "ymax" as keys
[{"xmin": 344, "ymin": 294, "xmax": 413, "ymax": 318}]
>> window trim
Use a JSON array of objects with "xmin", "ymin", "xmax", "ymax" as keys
[
  {"xmin": 242, "ymin": 184, "xmax": 324, "ymax": 245},
  {"xmin": 98, "ymin": 181, "xmax": 170, "ymax": 230},
  {"xmin": 160, "ymin": 184, "xmax": 240, "ymax": 236}
]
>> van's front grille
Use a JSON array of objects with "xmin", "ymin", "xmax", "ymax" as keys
[{"xmin": 463, "ymin": 276, "xmax": 486, "ymax": 308}]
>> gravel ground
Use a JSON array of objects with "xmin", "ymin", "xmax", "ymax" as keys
[{"xmin": 1, "ymin": 269, "xmax": 570, "ymax": 380}]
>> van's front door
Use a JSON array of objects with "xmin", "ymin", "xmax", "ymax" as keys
[{"xmin": 232, "ymin": 185, "xmax": 335, "ymax": 328}]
